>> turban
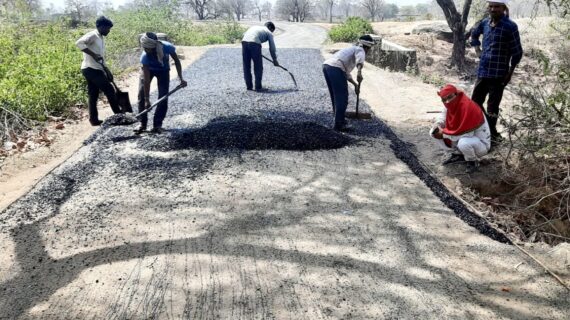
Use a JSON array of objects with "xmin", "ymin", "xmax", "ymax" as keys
[{"xmin": 140, "ymin": 33, "xmax": 164, "ymax": 67}]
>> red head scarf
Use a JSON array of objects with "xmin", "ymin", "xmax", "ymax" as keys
[{"xmin": 438, "ymin": 84, "xmax": 485, "ymax": 136}]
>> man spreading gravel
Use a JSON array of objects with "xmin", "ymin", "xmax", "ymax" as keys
[
  {"xmin": 135, "ymin": 32, "xmax": 187, "ymax": 134},
  {"xmin": 322, "ymin": 35, "xmax": 374, "ymax": 131},
  {"xmin": 75, "ymin": 16, "xmax": 121, "ymax": 126},
  {"xmin": 430, "ymin": 84, "xmax": 491, "ymax": 174},
  {"xmin": 241, "ymin": 22, "xmax": 279, "ymax": 92}
]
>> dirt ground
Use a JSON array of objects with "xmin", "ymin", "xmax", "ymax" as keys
[
  {"xmin": 0, "ymin": 22, "xmax": 568, "ymax": 316},
  {"xmin": 320, "ymin": 18, "xmax": 570, "ymax": 279},
  {"xmin": 0, "ymin": 46, "xmax": 210, "ymax": 211}
]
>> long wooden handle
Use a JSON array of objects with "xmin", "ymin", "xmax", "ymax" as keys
[{"xmin": 136, "ymin": 85, "xmax": 185, "ymax": 117}]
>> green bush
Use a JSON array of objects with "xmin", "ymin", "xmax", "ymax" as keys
[
  {"xmin": 0, "ymin": 21, "xmax": 85, "ymax": 121},
  {"xmin": 329, "ymin": 17, "xmax": 373, "ymax": 43},
  {"xmin": 0, "ymin": 8, "xmax": 246, "ymax": 135}
]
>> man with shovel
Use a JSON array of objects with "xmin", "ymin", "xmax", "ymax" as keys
[
  {"xmin": 242, "ymin": 21, "xmax": 279, "ymax": 92},
  {"xmin": 135, "ymin": 32, "xmax": 187, "ymax": 134},
  {"xmin": 323, "ymin": 35, "xmax": 374, "ymax": 132},
  {"xmin": 75, "ymin": 16, "xmax": 121, "ymax": 126}
]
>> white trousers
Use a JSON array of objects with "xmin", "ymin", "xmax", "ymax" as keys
[{"xmin": 433, "ymin": 136, "xmax": 489, "ymax": 161}]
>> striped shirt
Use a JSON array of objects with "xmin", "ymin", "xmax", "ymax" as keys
[
  {"xmin": 323, "ymin": 46, "xmax": 366, "ymax": 81},
  {"xmin": 470, "ymin": 16, "xmax": 523, "ymax": 79},
  {"xmin": 242, "ymin": 26, "xmax": 277, "ymax": 61}
]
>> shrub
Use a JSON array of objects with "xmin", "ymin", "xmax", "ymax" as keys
[
  {"xmin": 329, "ymin": 17, "xmax": 373, "ymax": 43},
  {"xmin": 0, "ymin": 9, "xmax": 246, "ymax": 143}
]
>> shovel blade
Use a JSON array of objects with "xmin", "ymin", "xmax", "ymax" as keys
[
  {"xmin": 117, "ymin": 91, "xmax": 133, "ymax": 113},
  {"xmin": 345, "ymin": 111, "xmax": 372, "ymax": 120}
]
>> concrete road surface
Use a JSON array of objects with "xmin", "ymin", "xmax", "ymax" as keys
[{"xmin": 0, "ymin": 22, "xmax": 568, "ymax": 320}]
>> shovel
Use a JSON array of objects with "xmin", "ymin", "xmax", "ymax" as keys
[
  {"xmin": 105, "ymin": 83, "xmax": 185, "ymax": 126},
  {"xmin": 98, "ymin": 61, "xmax": 133, "ymax": 113},
  {"xmin": 345, "ymin": 79, "xmax": 372, "ymax": 120},
  {"xmin": 261, "ymin": 55, "xmax": 298, "ymax": 89}
]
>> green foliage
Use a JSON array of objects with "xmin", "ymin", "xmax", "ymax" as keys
[
  {"xmin": 329, "ymin": 16, "xmax": 373, "ymax": 43},
  {"xmin": 0, "ymin": 9, "xmax": 245, "ymax": 133},
  {"xmin": 0, "ymin": 21, "xmax": 85, "ymax": 121}
]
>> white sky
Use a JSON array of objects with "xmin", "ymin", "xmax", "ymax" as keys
[{"xmin": 42, "ymin": 0, "xmax": 430, "ymax": 12}]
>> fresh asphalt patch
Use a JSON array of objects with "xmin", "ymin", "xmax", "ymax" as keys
[{"xmin": 3, "ymin": 48, "xmax": 506, "ymax": 241}]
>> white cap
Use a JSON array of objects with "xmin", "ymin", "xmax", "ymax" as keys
[{"xmin": 487, "ymin": 0, "xmax": 508, "ymax": 4}]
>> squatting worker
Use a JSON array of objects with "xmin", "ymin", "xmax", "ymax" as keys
[
  {"xmin": 322, "ymin": 35, "xmax": 373, "ymax": 132},
  {"xmin": 470, "ymin": 0, "xmax": 522, "ymax": 144},
  {"xmin": 75, "ymin": 16, "xmax": 121, "ymax": 126},
  {"xmin": 241, "ymin": 21, "xmax": 278, "ymax": 91},
  {"xmin": 135, "ymin": 32, "xmax": 187, "ymax": 134},
  {"xmin": 431, "ymin": 84, "xmax": 491, "ymax": 174}
]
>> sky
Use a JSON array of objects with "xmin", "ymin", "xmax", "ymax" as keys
[{"xmin": 41, "ymin": 0, "xmax": 430, "ymax": 12}]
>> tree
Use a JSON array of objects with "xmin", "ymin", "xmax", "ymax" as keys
[
  {"xmin": 276, "ymin": 0, "xmax": 313, "ymax": 22},
  {"xmin": 435, "ymin": 0, "xmax": 473, "ymax": 69},
  {"xmin": 382, "ymin": 2, "xmax": 398, "ymax": 19},
  {"xmin": 261, "ymin": 1, "xmax": 271, "ymax": 19},
  {"xmin": 360, "ymin": 0, "xmax": 383, "ymax": 22},
  {"xmin": 326, "ymin": 0, "xmax": 336, "ymax": 22},
  {"xmin": 186, "ymin": 0, "xmax": 213, "ymax": 20},
  {"xmin": 228, "ymin": 0, "xmax": 249, "ymax": 20},
  {"xmin": 415, "ymin": 3, "xmax": 429, "ymax": 16},
  {"xmin": 65, "ymin": 0, "xmax": 89, "ymax": 21},
  {"xmin": 338, "ymin": 0, "xmax": 353, "ymax": 18},
  {"xmin": 252, "ymin": 0, "xmax": 262, "ymax": 20}
]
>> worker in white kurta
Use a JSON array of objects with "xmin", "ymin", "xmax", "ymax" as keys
[{"xmin": 431, "ymin": 84, "xmax": 491, "ymax": 173}]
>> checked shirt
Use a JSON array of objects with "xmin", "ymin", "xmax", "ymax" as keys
[{"xmin": 470, "ymin": 16, "xmax": 523, "ymax": 79}]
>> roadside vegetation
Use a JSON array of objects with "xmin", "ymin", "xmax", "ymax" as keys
[
  {"xmin": 0, "ymin": 4, "xmax": 244, "ymax": 146},
  {"xmin": 328, "ymin": 17, "xmax": 373, "ymax": 42}
]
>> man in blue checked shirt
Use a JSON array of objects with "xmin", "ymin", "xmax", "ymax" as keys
[{"xmin": 470, "ymin": 0, "xmax": 523, "ymax": 144}]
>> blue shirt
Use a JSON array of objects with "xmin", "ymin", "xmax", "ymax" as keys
[
  {"xmin": 140, "ymin": 41, "xmax": 176, "ymax": 72},
  {"xmin": 470, "ymin": 16, "xmax": 523, "ymax": 79}
]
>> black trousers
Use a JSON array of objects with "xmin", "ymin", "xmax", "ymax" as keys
[
  {"xmin": 471, "ymin": 77, "xmax": 505, "ymax": 137},
  {"xmin": 323, "ymin": 65, "xmax": 348, "ymax": 126},
  {"xmin": 137, "ymin": 69, "xmax": 170, "ymax": 129},
  {"xmin": 242, "ymin": 41, "xmax": 263, "ymax": 90},
  {"xmin": 81, "ymin": 67, "xmax": 121, "ymax": 123}
]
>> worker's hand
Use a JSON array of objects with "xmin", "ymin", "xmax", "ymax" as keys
[
  {"xmin": 474, "ymin": 46, "xmax": 482, "ymax": 58},
  {"xmin": 356, "ymin": 71, "xmax": 363, "ymax": 83},
  {"xmin": 144, "ymin": 98, "xmax": 151, "ymax": 109},
  {"xmin": 431, "ymin": 126, "xmax": 443, "ymax": 139},
  {"xmin": 179, "ymin": 78, "xmax": 187, "ymax": 88},
  {"xmin": 93, "ymin": 54, "xmax": 104, "ymax": 64},
  {"xmin": 273, "ymin": 60, "xmax": 280, "ymax": 67},
  {"xmin": 502, "ymin": 70, "xmax": 513, "ymax": 87}
]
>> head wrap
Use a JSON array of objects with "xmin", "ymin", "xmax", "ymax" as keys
[
  {"xmin": 358, "ymin": 35, "xmax": 375, "ymax": 48},
  {"xmin": 437, "ymin": 84, "xmax": 485, "ymax": 136},
  {"xmin": 95, "ymin": 16, "xmax": 113, "ymax": 28},
  {"xmin": 140, "ymin": 33, "xmax": 164, "ymax": 67},
  {"xmin": 487, "ymin": 0, "xmax": 508, "ymax": 4}
]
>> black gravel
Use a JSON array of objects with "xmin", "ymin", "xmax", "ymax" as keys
[{"xmin": 2, "ymin": 47, "xmax": 508, "ymax": 245}]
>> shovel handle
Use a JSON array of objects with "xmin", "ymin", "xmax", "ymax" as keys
[
  {"xmin": 262, "ymin": 55, "xmax": 289, "ymax": 72},
  {"xmin": 136, "ymin": 84, "xmax": 185, "ymax": 117}
]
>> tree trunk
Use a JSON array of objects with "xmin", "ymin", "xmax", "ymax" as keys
[
  {"xmin": 329, "ymin": 4, "xmax": 333, "ymax": 23},
  {"xmin": 451, "ymin": 22, "xmax": 466, "ymax": 69},
  {"xmin": 436, "ymin": 0, "xmax": 473, "ymax": 70}
]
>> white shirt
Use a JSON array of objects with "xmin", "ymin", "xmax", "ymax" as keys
[
  {"xmin": 75, "ymin": 29, "xmax": 105, "ymax": 70},
  {"xmin": 323, "ymin": 46, "xmax": 366, "ymax": 80},
  {"xmin": 242, "ymin": 26, "xmax": 277, "ymax": 61}
]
